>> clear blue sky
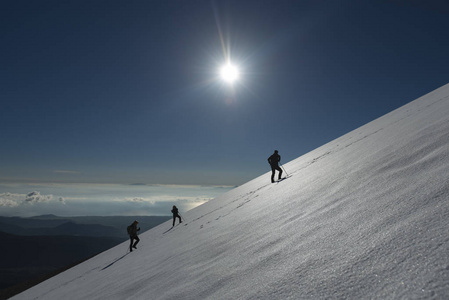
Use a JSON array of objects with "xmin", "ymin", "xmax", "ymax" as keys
[{"xmin": 2, "ymin": 0, "xmax": 449, "ymax": 186}]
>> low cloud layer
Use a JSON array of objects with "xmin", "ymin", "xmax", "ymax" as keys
[
  {"xmin": 0, "ymin": 184, "xmax": 233, "ymax": 217},
  {"xmin": 25, "ymin": 191, "xmax": 53, "ymax": 203},
  {"xmin": 124, "ymin": 197, "xmax": 157, "ymax": 205},
  {"xmin": 1, "ymin": 191, "xmax": 56, "ymax": 207},
  {"xmin": 0, "ymin": 193, "xmax": 20, "ymax": 207},
  {"xmin": 123, "ymin": 195, "xmax": 211, "ymax": 205}
]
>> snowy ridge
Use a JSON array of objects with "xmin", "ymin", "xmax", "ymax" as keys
[{"xmin": 13, "ymin": 83, "xmax": 449, "ymax": 299}]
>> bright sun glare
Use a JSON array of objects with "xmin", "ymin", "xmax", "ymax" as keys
[{"xmin": 220, "ymin": 63, "xmax": 240, "ymax": 83}]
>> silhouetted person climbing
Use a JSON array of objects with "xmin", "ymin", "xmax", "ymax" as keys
[
  {"xmin": 127, "ymin": 220, "xmax": 140, "ymax": 252},
  {"xmin": 268, "ymin": 150, "xmax": 283, "ymax": 183},
  {"xmin": 171, "ymin": 205, "xmax": 182, "ymax": 227}
]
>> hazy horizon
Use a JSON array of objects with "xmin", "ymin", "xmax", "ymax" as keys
[{"xmin": 0, "ymin": 182, "xmax": 234, "ymax": 218}]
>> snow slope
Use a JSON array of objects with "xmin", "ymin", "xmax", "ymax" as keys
[{"xmin": 12, "ymin": 83, "xmax": 449, "ymax": 299}]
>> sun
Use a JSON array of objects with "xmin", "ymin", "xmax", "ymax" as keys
[{"xmin": 220, "ymin": 63, "xmax": 240, "ymax": 83}]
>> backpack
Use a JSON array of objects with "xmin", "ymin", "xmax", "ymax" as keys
[{"xmin": 127, "ymin": 225, "xmax": 132, "ymax": 235}]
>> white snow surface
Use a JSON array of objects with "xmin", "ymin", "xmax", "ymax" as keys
[{"xmin": 13, "ymin": 84, "xmax": 449, "ymax": 299}]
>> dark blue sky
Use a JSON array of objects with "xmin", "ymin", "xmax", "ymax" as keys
[{"xmin": 2, "ymin": 0, "xmax": 449, "ymax": 186}]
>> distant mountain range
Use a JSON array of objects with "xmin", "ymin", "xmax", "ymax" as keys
[
  {"xmin": 0, "ymin": 215, "xmax": 170, "ymax": 298},
  {"xmin": 0, "ymin": 215, "xmax": 170, "ymax": 239}
]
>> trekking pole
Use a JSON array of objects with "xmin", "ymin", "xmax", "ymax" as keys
[{"xmin": 280, "ymin": 163, "xmax": 289, "ymax": 177}]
